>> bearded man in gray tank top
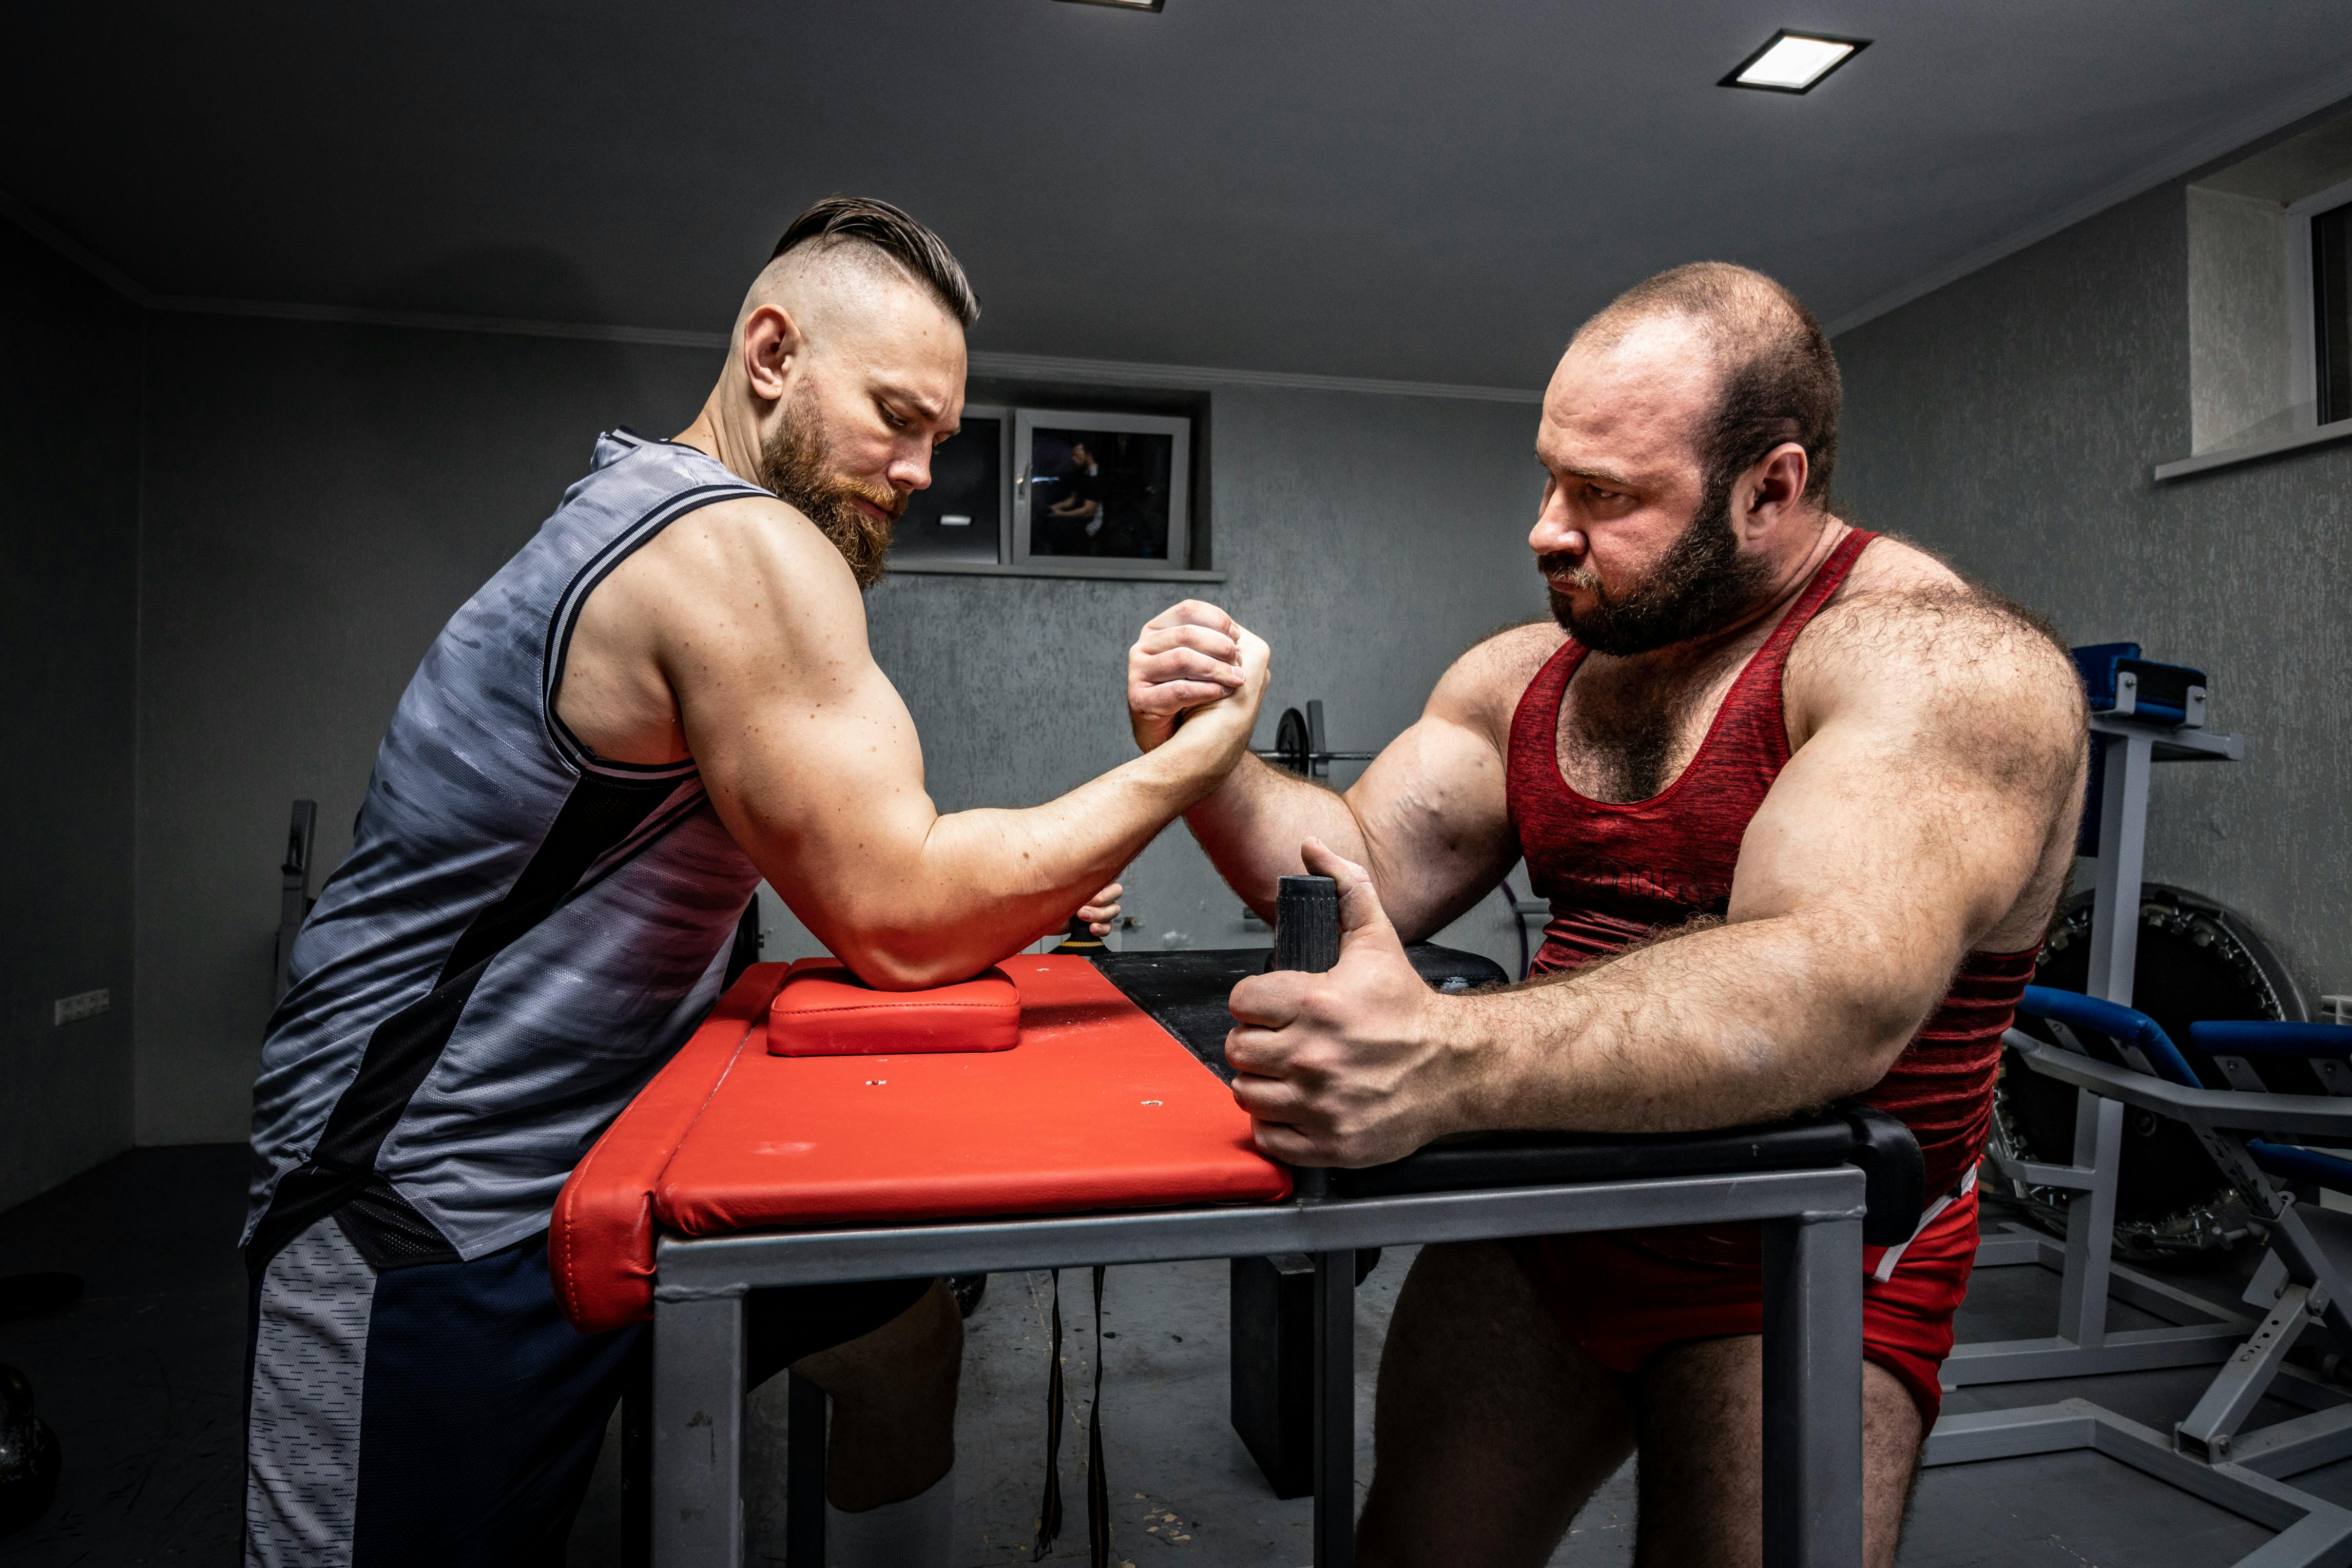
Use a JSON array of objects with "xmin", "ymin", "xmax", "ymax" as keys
[{"xmin": 240, "ymin": 198, "xmax": 1269, "ymax": 1568}]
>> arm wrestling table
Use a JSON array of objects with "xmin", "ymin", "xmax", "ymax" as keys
[{"xmin": 552, "ymin": 947, "xmax": 1922, "ymax": 1568}]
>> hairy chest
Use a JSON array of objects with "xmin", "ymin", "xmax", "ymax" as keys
[{"xmin": 1552, "ymin": 643, "xmax": 1795, "ymax": 804}]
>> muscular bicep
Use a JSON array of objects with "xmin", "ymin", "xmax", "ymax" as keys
[
  {"xmin": 1731, "ymin": 620, "xmax": 2083, "ymax": 1022},
  {"xmin": 1343, "ymin": 662, "xmax": 1526, "ymax": 942},
  {"xmin": 644, "ymin": 502, "xmax": 944, "ymax": 944}
]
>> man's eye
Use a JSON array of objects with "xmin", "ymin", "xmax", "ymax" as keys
[{"xmin": 880, "ymin": 406, "xmax": 907, "ymax": 430}]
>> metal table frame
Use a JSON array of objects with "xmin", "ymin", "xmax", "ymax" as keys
[{"xmin": 650, "ymin": 1163, "xmax": 1870, "ymax": 1568}]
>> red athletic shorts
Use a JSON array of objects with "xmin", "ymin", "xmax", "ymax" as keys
[{"xmin": 1510, "ymin": 1185, "xmax": 1979, "ymax": 1424}]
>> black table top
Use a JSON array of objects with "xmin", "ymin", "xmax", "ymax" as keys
[
  {"xmin": 1090, "ymin": 945, "xmax": 1923, "ymax": 1243},
  {"xmin": 1091, "ymin": 943, "xmax": 1507, "ymax": 1084}
]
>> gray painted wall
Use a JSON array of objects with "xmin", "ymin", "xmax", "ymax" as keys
[
  {"xmin": 1836, "ymin": 179, "xmax": 2352, "ymax": 999},
  {"xmin": 133, "ymin": 311, "xmax": 1545, "ymax": 1144},
  {"xmin": 0, "ymin": 219, "xmax": 141, "ymax": 1206},
  {"xmin": 134, "ymin": 316, "xmax": 716, "ymax": 1144}
]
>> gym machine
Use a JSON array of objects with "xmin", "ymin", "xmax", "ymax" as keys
[
  {"xmin": 1923, "ymin": 646, "xmax": 2352, "ymax": 1566},
  {"xmin": 1944, "ymin": 645, "xmax": 2255, "ymax": 1391}
]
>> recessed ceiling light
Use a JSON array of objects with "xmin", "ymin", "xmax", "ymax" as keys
[
  {"xmin": 1721, "ymin": 30, "xmax": 1869, "ymax": 93},
  {"xmin": 1057, "ymin": 0, "xmax": 1163, "ymax": 10}
]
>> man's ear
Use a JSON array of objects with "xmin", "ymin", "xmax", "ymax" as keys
[
  {"xmin": 1740, "ymin": 442, "xmax": 1810, "ymax": 531},
  {"xmin": 741, "ymin": 303, "xmax": 802, "ymax": 408}
]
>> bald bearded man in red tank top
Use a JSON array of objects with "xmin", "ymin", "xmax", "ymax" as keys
[{"xmin": 1123, "ymin": 263, "xmax": 2086, "ymax": 1568}]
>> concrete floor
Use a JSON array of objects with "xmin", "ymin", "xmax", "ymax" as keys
[{"xmin": 4, "ymin": 1146, "xmax": 2351, "ymax": 1566}]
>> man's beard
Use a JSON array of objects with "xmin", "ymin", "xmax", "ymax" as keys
[
  {"xmin": 756, "ymin": 389, "xmax": 905, "ymax": 590},
  {"xmin": 1544, "ymin": 477, "xmax": 1771, "ymax": 655}
]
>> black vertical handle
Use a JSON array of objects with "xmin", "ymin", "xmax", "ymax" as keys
[
  {"xmin": 1270, "ymin": 875, "xmax": 1340, "ymax": 1201},
  {"xmin": 1274, "ymin": 875, "xmax": 1340, "ymax": 974}
]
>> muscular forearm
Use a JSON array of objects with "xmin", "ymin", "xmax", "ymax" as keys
[
  {"xmin": 1181, "ymin": 755, "xmax": 1372, "ymax": 920},
  {"xmin": 807, "ymin": 727, "xmax": 1242, "ymax": 988},
  {"xmin": 1442, "ymin": 915, "xmax": 1946, "ymax": 1136}
]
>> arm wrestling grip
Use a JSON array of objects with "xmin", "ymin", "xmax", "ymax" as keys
[{"xmin": 1272, "ymin": 875, "xmax": 1341, "ymax": 1199}]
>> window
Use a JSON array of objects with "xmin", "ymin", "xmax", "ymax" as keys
[
  {"xmin": 893, "ymin": 404, "xmax": 1007, "ymax": 566},
  {"xmin": 1013, "ymin": 409, "xmax": 1190, "ymax": 569},
  {"xmin": 2311, "ymin": 196, "xmax": 2352, "ymax": 428},
  {"xmin": 2170, "ymin": 117, "xmax": 2352, "ymax": 476},
  {"xmin": 2283, "ymin": 171, "xmax": 2352, "ymax": 438},
  {"xmin": 884, "ymin": 402, "xmax": 1211, "ymax": 580}
]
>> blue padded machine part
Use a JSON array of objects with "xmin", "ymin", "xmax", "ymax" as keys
[
  {"xmin": 2246, "ymin": 1139, "xmax": 2352, "ymax": 1194},
  {"xmin": 2191, "ymin": 1020, "xmax": 2352, "ymax": 1055},
  {"xmin": 2071, "ymin": 643, "xmax": 2143, "ymax": 708},
  {"xmin": 2017, "ymin": 984, "xmax": 2204, "ymax": 1088}
]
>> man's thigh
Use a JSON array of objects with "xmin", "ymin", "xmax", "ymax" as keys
[
  {"xmin": 745, "ymin": 1274, "xmax": 935, "ymax": 1390},
  {"xmin": 1358, "ymin": 1240, "xmax": 1637, "ymax": 1568},
  {"xmin": 245, "ymin": 1220, "xmax": 640, "ymax": 1568},
  {"xmin": 1635, "ymin": 1335, "xmax": 1924, "ymax": 1568}
]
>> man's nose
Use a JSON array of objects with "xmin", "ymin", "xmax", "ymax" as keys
[
  {"xmin": 1528, "ymin": 496, "xmax": 1585, "ymax": 558},
  {"xmin": 890, "ymin": 447, "xmax": 932, "ymax": 493}
]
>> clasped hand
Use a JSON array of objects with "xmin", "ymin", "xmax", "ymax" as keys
[
  {"xmin": 1126, "ymin": 598, "xmax": 1270, "ymax": 756},
  {"xmin": 1225, "ymin": 840, "xmax": 1473, "ymax": 1168}
]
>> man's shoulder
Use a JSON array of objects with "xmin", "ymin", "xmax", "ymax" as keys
[
  {"xmin": 626, "ymin": 491, "xmax": 856, "ymax": 606},
  {"xmin": 1791, "ymin": 532, "xmax": 2083, "ymax": 737},
  {"xmin": 1428, "ymin": 621, "xmax": 1568, "ymax": 738},
  {"xmin": 576, "ymin": 488, "xmax": 864, "ymax": 684}
]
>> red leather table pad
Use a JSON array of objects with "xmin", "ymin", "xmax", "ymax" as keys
[
  {"xmin": 653, "ymin": 954, "xmax": 1289, "ymax": 1238},
  {"xmin": 553, "ymin": 963, "xmax": 781, "ymax": 1333},
  {"xmin": 769, "ymin": 957, "xmax": 1021, "ymax": 1055}
]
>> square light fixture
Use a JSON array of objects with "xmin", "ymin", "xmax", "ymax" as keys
[
  {"xmin": 1721, "ymin": 30, "xmax": 1869, "ymax": 93},
  {"xmin": 1056, "ymin": 0, "xmax": 1164, "ymax": 9}
]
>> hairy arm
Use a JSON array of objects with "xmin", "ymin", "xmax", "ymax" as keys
[
  {"xmin": 1225, "ymin": 593, "xmax": 2086, "ymax": 1163},
  {"xmin": 1134, "ymin": 606, "xmax": 1546, "ymax": 940},
  {"xmin": 627, "ymin": 500, "xmax": 1265, "ymax": 989}
]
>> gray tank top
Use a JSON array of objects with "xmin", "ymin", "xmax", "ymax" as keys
[{"xmin": 243, "ymin": 430, "xmax": 772, "ymax": 1269}]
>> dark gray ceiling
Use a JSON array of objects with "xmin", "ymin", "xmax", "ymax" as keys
[{"xmin": 6, "ymin": 2, "xmax": 2350, "ymax": 388}]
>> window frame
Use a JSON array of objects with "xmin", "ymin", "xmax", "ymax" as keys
[
  {"xmin": 883, "ymin": 402, "xmax": 1218, "ymax": 583},
  {"xmin": 1011, "ymin": 407, "xmax": 1194, "ymax": 576},
  {"xmin": 2286, "ymin": 172, "xmax": 2352, "ymax": 434},
  {"xmin": 885, "ymin": 402, "xmax": 1011, "ymax": 570}
]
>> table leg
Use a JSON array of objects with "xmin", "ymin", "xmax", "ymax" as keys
[
  {"xmin": 1312, "ymin": 1249, "xmax": 1356, "ymax": 1568},
  {"xmin": 1761, "ymin": 1212, "xmax": 1863, "ymax": 1568},
  {"xmin": 785, "ymin": 1372, "xmax": 827, "ymax": 1567},
  {"xmin": 653, "ymin": 1290, "xmax": 746, "ymax": 1568}
]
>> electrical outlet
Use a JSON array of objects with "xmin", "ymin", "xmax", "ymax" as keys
[{"xmin": 53, "ymin": 988, "xmax": 111, "ymax": 1026}]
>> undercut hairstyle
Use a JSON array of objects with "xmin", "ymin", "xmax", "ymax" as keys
[
  {"xmin": 771, "ymin": 196, "xmax": 980, "ymax": 327},
  {"xmin": 1578, "ymin": 261, "xmax": 1841, "ymax": 505}
]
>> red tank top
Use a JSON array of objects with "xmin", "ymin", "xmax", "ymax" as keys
[{"xmin": 1506, "ymin": 529, "xmax": 2036, "ymax": 1212}]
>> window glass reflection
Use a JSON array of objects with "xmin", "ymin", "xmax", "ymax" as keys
[
  {"xmin": 891, "ymin": 414, "xmax": 1001, "ymax": 564},
  {"xmin": 1028, "ymin": 427, "xmax": 1175, "ymax": 560}
]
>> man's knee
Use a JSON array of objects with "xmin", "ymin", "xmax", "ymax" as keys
[{"xmin": 794, "ymin": 1279, "xmax": 962, "ymax": 1401}]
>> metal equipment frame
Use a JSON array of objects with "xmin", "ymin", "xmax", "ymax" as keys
[
  {"xmin": 1914, "ymin": 694, "xmax": 2352, "ymax": 1564},
  {"xmin": 1934, "ymin": 1037, "xmax": 2352, "ymax": 1565},
  {"xmin": 1950, "ymin": 710, "xmax": 2248, "ymax": 1389},
  {"xmin": 648, "ymin": 1165, "xmax": 1870, "ymax": 1568},
  {"xmin": 1926, "ymin": 1400, "xmax": 2352, "ymax": 1566}
]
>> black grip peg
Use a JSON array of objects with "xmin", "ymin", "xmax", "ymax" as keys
[
  {"xmin": 1273, "ymin": 875, "xmax": 1340, "ymax": 974},
  {"xmin": 1269, "ymin": 875, "xmax": 1341, "ymax": 1202}
]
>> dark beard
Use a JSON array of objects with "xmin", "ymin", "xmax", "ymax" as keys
[
  {"xmin": 1544, "ymin": 477, "xmax": 1771, "ymax": 655},
  {"xmin": 755, "ymin": 392, "xmax": 904, "ymax": 590}
]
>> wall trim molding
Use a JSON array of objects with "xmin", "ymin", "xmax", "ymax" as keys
[
  {"xmin": 0, "ymin": 187, "xmax": 1540, "ymax": 405},
  {"xmin": 964, "ymin": 349, "xmax": 1541, "ymax": 404},
  {"xmin": 1824, "ymin": 64, "xmax": 2352, "ymax": 339},
  {"xmin": 2153, "ymin": 416, "xmax": 2352, "ymax": 482}
]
